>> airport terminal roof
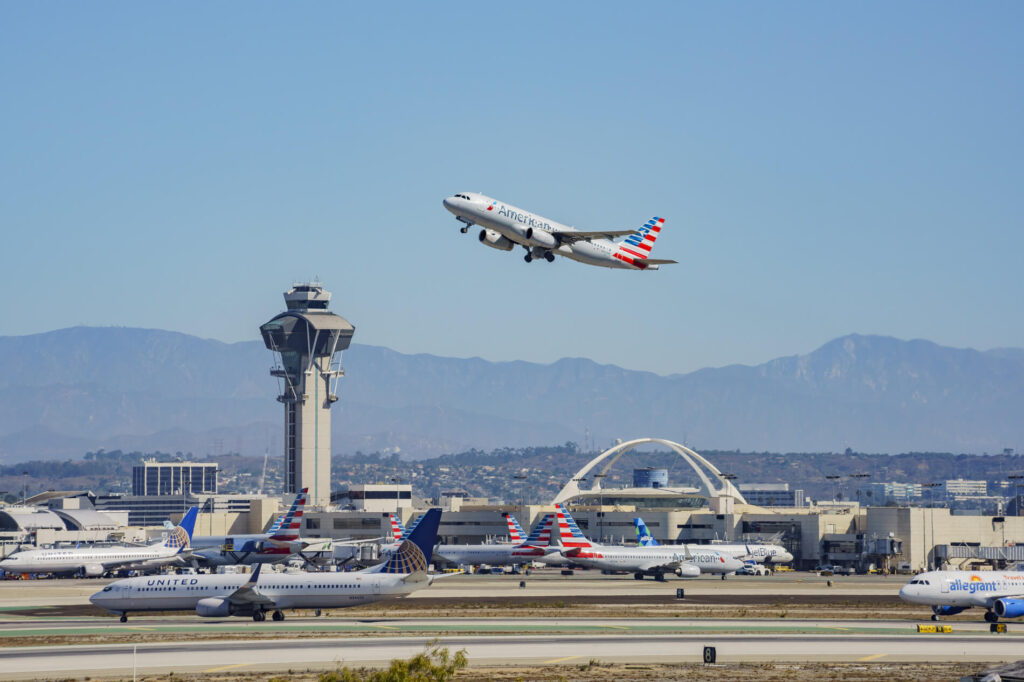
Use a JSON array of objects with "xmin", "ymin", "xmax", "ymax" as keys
[
  {"xmin": 0, "ymin": 507, "xmax": 66, "ymax": 531},
  {"xmin": 51, "ymin": 508, "xmax": 121, "ymax": 531}
]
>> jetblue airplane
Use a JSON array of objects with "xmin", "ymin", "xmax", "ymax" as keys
[
  {"xmin": 554, "ymin": 507, "xmax": 740, "ymax": 580},
  {"xmin": 899, "ymin": 570, "xmax": 1024, "ymax": 622},
  {"xmin": 90, "ymin": 508, "xmax": 444, "ymax": 623},
  {"xmin": 443, "ymin": 192, "xmax": 676, "ymax": 270},
  {"xmin": 0, "ymin": 507, "xmax": 198, "ymax": 578},
  {"xmin": 633, "ymin": 517, "xmax": 794, "ymax": 565}
]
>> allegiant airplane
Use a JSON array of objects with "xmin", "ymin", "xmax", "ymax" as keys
[
  {"xmin": 443, "ymin": 192, "xmax": 676, "ymax": 270},
  {"xmin": 899, "ymin": 569, "xmax": 1024, "ymax": 623}
]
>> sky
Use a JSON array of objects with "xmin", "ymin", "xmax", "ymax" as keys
[{"xmin": 2, "ymin": 3, "xmax": 1022, "ymax": 375}]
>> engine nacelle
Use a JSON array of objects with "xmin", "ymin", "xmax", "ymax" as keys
[
  {"xmin": 931, "ymin": 605, "xmax": 967, "ymax": 617},
  {"xmin": 478, "ymin": 229, "xmax": 514, "ymax": 252},
  {"xmin": 994, "ymin": 598, "xmax": 1024, "ymax": 619},
  {"xmin": 82, "ymin": 563, "xmax": 104, "ymax": 577},
  {"xmin": 524, "ymin": 227, "xmax": 557, "ymax": 249},
  {"xmin": 196, "ymin": 597, "xmax": 234, "ymax": 618},
  {"xmin": 675, "ymin": 564, "xmax": 701, "ymax": 578}
]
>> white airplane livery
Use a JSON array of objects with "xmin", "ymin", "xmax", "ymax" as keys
[
  {"xmin": 0, "ymin": 507, "xmax": 198, "ymax": 578},
  {"xmin": 443, "ymin": 192, "xmax": 676, "ymax": 270},
  {"xmin": 90, "ymin": 509, "xmax": 444, "ymax": 622},
  {"xmin": 899, "ymin": 569, "xmax": 1024, "ymax": 622}
]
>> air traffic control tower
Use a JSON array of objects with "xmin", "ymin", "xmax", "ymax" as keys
[{"xmin": 260, "ymin": 283, "xmax": 355, "ymax": 506}]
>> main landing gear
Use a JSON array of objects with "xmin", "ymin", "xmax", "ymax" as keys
[
  {"xmin": 252, "ymin": 610, "xmax": 266, "ymax": 622},
  {"xmin": 272, "ymin": 610, "xmax": 285, "ymax": 621},
  {"xmin": 523, "ymin": 248, "xmax": 555, "ymax": 263},
  {"xmin": 634, "ymin": 572, "xmax": 645, "ymax": 580},
  {"xmin": 985, "ymin": 611, "xmax": 999, "ymax": 623}
]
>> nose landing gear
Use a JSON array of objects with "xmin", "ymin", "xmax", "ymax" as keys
[{"xmin": 456, "ymin": 217, "xmax": 473, "ymax": 234}]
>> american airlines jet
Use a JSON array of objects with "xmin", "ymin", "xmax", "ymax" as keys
[
  {"xmin": 899, "ymin": 569, "xmax": 1024, "ymax": 622},
  {"xmin": 443, "ymin": 192, "xmax": 676, "ymax": 270}
]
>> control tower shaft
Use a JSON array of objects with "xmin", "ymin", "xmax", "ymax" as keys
[{"xmin": 260, "ymin": 283, "xmax": 355, "ymax": 506}]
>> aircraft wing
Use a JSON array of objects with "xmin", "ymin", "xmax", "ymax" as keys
[
  {"xmin": 553, "ymin": 229, "xmax": 636, "ymax": 244},
  {"xmin": 225, "ymin": 564, "xmax": 275, "ymax": 606}
]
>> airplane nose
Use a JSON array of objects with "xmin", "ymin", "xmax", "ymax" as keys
[{"xmin": 442, "ymin": 197, "xmax": 455, "ymax": 210}]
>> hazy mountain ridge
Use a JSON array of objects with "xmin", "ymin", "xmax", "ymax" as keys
[{"xmin": 0, "ymin": 327, "xmax": 1021, "ymax": 462}]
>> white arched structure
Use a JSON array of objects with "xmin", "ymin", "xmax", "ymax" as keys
[{"xmin": 552, "ymin": 437, "xmax": 747, "ymax": 505}]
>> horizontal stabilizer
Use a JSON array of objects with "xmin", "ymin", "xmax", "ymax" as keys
[{"xmin": 643, "ymin": 259, "xmax": 677, "ymax": 265}]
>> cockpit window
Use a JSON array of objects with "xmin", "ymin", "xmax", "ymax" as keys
[
  {"xmin": 102, "ymin": 586, "xmax": 112, "ymax": 592},
  {"xmin": 454, "ymin": 194, "xmax": 471, "ymax": 200}
]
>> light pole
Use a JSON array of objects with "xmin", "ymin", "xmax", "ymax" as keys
[
  {"xmin": 1009, "ymin": 475, "xmax": 1024, "ymax": 516},
  {"xmin": 825, "ymin": 475, "xmax": 841, "ymax": 503},
  {"xmin": 572, "ymin": 477, "xmax": 587, "ymax": 508},
  {"xmin": 922, "ymin": 482, "xmax": 943, "ymax": 570},
  {"xmin": 592, "ymin": 473, "xmax": 607, "ymax": 541},
  {"xmin": 391, "ymin": 477, "xmax": 402, "ymax": 516},
  {"xmin": 849, "ymin": 473, "xmax": 871, "ymax": 505}
]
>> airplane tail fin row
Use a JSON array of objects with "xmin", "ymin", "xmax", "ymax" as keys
[
  {"xmin": 551, "ymin": 503, "xmax": 593, "ymax": 549},
  {"xmin": 614, "ymin": 217, "xmax": 675, "ymax": 269}
]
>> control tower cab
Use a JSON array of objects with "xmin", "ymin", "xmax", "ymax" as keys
[{"xmin": 260, "ymin": 283, "xmax": 355, "ymax": 506}]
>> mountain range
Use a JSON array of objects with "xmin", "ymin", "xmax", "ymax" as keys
[{"xmin": 0, "ymin": 327, "xmax": 1021, "ymax": 463}]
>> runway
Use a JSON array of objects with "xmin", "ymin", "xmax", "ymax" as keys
[
  {"xmin": 0, "ymin": 615, "xmax": 1020, "ymax": 679},
  {"xmin": 1, "ymin": 629, "xmax": 1021, "ymax": 679}
]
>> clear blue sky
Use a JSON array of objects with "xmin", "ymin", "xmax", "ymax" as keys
[{"xmin": 2, "ymin": 3, "xmax": 1021, "ymax": 374}]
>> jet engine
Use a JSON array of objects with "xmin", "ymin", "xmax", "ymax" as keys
[
  {"xmin": 931, "ymin": 605, "xmax": 966, "ymax": 617},
  {"xmin": 478, "ymin": 229, "xmax": 514, "ymax": 252},
  {"xmin": 675, "ymin": 564, "xmax": 701, "ymax": 578},
  {"xmin": 994, "ymin": 598, "xmax": 1024, "ymax": 619},
  {"xmin": 196, "ymin": 597, "xmax": 235, "ymax": 618},
  {"xmin": 82, "ymin": 563, "xmax": 105, "ymax": 578},
  {"xmin": 524, "ymin": 227, "xmax": 557, "ymax": 249}
]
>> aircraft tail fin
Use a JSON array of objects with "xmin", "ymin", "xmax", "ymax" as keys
[
  {"xmin": 268, "ymin": 488, "xmax": 308, "ymax": 542},
  {"xmin": 634, "ymin": 517, "xmax": 659, "ymax": 547},
  {"xmin": 389, "ymin": 513, "xmax": 407, "ymax": 542},
  {"xmin": 376, "ymin": 508, "xmax": 441, "ymax": 574},
  {"xmin": 504, "ymin": 513, "xmax": 525, "ymax": 543},
  {"xmin": 554, "ymin": 503, "xmax": 593, "ymax": 548},
  {"xmin": 164, "ymin": 506, "xmax": 198, "ymax": 550},
  {"xmin": 613, "ymin": 217, "xmax": 666, "ymax": 268}
]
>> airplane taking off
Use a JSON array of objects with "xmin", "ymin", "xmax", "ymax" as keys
[
  {"xmin": 899, "ymin": 570, "xmax": 1024, "ymax": 622},
  {"xmin": 0, "ymin": 507, "xmax": 198, "ymax": 577},
  {"xmin": 91, "ymin": 508, "xmax": 445, "ymax": 622},
  {"xmin": 443, "ymin": 192, "xmax": 676, "ymax": 270}
]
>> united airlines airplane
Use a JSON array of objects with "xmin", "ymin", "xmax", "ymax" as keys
[
  {"xmin": 899, "ymin": 569, "xmax": 1024, "ymax": 622},
  {"xmin": 90, "ymin": 508, "xmax": 444, "ymax": 622},
  {"xmin": 443, "ymin": 192, "xmax": 676, "ymax": 270},
  {"xmin": 0, "ymin": 507, "xmax": 198, "ymax": 578}
]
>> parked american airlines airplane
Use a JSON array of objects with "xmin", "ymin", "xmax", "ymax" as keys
[{"xmin": 443, "ymin": 192, "xmax": 676, "ymax": 270}]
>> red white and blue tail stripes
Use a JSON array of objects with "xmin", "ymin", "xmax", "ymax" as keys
[
  {"xmin": 614, "ymin": 217, "xmax": 665, "ymax": 269},
  {"xmin": 268, "ymin": 487, "xmax": 308, "ymax": 543}
]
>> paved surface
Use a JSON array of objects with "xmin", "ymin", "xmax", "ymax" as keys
[
  {"xmin": 0, "ymin": 571, "xmax": 906, "ymax": 607},
  {"xmin": 1, "ymin": 630, "xmax": 1021, "ymax": 679}
]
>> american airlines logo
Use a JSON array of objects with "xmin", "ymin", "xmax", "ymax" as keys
[{"xmin": 496, "ymin": 205, "xmax": 552, "ymax": 231}]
